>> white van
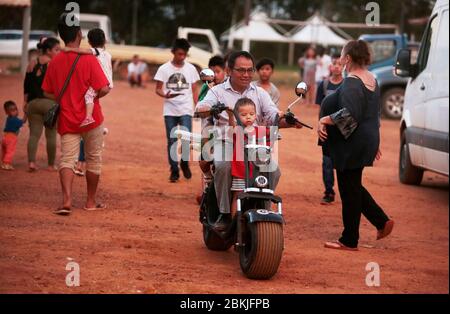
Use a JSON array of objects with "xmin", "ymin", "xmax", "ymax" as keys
[
  {"xmin": 395, "ymin": 0, "xmax": 449, "ymax": 185},
  {"xmin": 79, "ymin": 14, "xmax": 113, "ymax": 43}
]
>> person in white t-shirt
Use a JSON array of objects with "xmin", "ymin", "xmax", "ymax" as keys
[
  {"xmin": 63, "ymin": 28, "xmax": 113, "ymax": 127},
  {"xmin": 315, "ymin": 45, "xmax": 332, "ymax": 84},
  {"xmin": 128, "ymin": 55, "xmax": 147, "ymax": 87},
  {"xmin": 154, "ymin": 38, "xmax": 200, "ymax": 183}
]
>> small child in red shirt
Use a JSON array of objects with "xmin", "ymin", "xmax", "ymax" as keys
[{"xmin": 230, "ymin": 98, "xmax": 273, "ymax": 217}]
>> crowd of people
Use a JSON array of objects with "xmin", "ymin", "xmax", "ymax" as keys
[{"xmin": 1, "ymin": 12, "xmax": 394, "ymax": 251}]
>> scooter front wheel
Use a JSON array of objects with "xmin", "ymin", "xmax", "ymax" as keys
[{"xmin": 239, "ymin": 221, "xmax": 284, "ymax": 279}]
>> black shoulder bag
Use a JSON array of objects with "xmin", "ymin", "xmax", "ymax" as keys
[{"xmin": 44, "ymin": 54, "xmax": 81, "ymax": 129}]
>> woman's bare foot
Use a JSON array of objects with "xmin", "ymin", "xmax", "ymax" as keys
[{"xmin": 28, "ymin": 162, "xmax": 38, "ymax": 172}]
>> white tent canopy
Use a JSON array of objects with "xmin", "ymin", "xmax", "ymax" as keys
[
  {"xmin": 221, "ymin": 12, "xmax": 288, "ymax": 49},
  {"xmin": 288, "ymin": 15, "xmax": 349, "ymax": 46}
]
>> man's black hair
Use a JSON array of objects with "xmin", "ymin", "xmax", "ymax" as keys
[
  {"xmin": 256, "ymin": 58, "xmax": 275, "ymax": 71},
  {"xmin": 172, "ymin": 38, "xmax": 191, "ymax": 52},
  {"xmin": 208, "ymin": 55, "xmax": 225, "ymax": 68},
  {"xmin": 88, "ymin": 28, "xmax": 106, "ymax": 48},
  {"xmin": 37, "ymin": 37, "xmax": 60, "ymax": 53},
  {"xmin": 58, "ymin": 13, "xmax": 81, "ymax": 45},
  {"xmin": 3, "ymin": 100, "xmax": 16, "ymax": 112},
  {"xmin": 227, "ymin": 51, "xmax": 254, "ymax": 70},
  {"xmin": 331, "ymin": 52, "xmax": 341, "ymax": 59}
]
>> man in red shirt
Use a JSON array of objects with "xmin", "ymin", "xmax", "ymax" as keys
[{"xmin": 42, "ymin": 13, "xmax": 110, "ymax": 215}]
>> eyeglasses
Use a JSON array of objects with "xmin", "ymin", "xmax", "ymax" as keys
[{"xmin": 232, "ymin": 67, "xmax": 256, "ymax": 75}]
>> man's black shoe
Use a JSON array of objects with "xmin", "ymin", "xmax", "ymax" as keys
[
  {"xmin": 180, "ymin": 162, "xmax": 192, "ymax": 179},
  {"xmin": 320, "ymin": 193, "xmax": 335, "ymax": 205},
  {"xmin": 169, "ymin": 170, "xmax": 180, "ymax": 183},
  {"xmin": 214, "ymin": 213, "xmax": 232, "ymax": 231}
]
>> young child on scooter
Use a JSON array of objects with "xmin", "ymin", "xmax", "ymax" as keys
[{"xmin": 230, "ymin": 98, "xmax": 280, "ymax": 218}]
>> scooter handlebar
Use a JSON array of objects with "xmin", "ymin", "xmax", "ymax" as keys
[{"xmin": 284, "ymin": 110, "xmax": 313, "ymax": 129}]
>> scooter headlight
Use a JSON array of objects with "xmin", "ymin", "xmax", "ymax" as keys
[
  {"xmin": 253, "ymin": 147, "xmax": 271, "ymax": 167},
  {"xmin": 255, "ymin": 175, "xmax": 268, "ymax": 188}
]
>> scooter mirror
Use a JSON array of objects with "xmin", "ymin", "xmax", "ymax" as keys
[
  {"xmin": 200, "ymin": 68, "xmax": 215, "ymax": 84},
  {"xmin": 295, "ymin": 82, "xmax": 308, "ymax": 97}
]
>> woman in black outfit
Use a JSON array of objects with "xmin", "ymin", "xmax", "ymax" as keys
[
  {"xmin": 318, "ymin": 40, "xmax": 394, "ymax": 251},
  {"xmin": 24, "ymin": 37, "xmax": 60, "ymax": 172}
]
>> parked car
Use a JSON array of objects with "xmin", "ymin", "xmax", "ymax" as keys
[
  {"xmin": 0, "ymin": 29, "xmax": 57, "ymax": 57},
  {"xmin": 395, "ymin": 0, "xmax": 449, "ymax": 185},
  {"xmin": 359, "ymin": 34, "xmax": 419, "ymax": 119}
]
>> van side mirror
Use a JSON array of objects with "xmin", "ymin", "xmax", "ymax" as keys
[{"xmin": 395, "ymin": 49, "xmax": 413, "ymax": 78}]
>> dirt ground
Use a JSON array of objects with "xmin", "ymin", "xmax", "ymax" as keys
[{"xmin": 0, "ymin": 74, "xmax": 448, "ymax": 294}]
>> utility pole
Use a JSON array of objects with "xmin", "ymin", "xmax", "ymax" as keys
[
  {"xmin": 132, "ymin": 0, "xmax": 138, "ymax": 45},
  {"xmin": 227, "ymin": 0, "xmax": 239, "ymax": 51},
  {"xmin": 399, "ymin": 0, "xmax": 407, "ymax": 34},
  {"xmin": 21, "ymin": 4, "xmax": 32, "ymax": 77},
  {"xmin": 242, "ymin": 0, "xmax": 251, "ymax": 52}
]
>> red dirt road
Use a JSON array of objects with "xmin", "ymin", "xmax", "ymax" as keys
[{"xmin": 0, "ymin": 74, "xmax": 448, "ymax": 294}]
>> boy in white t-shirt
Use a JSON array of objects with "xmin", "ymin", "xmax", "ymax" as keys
[
  {"xmin": 128, "ymin": 55, "xmax": 147, "ymax": 87},
  {"xmin": 154, "ymin": 38, "xmax": 200, "ymax": 183},
  {"xmin": 63, "ymin": 28, "xmax": 113, "ymax": 127},
  {"xmin": 315, "ymin": 45, "xmax": 332, "ymax": 85}
]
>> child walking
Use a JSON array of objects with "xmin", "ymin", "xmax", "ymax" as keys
[
  {"xmin": 2, "ymin": 101, "xmax": 27, "ymax": 170},
  {"xmin": 315, "ymin": 53, "xmax": 344, "ymax": 204},
  {"xmin": 253, "ymin": 58, "xmax": 280, "ymax": 106},
  {"xmin": 63, "ymin": 28, "xmax": 113, "ymax": 127},
  {"xmin": 154, "ymin": 38, "xmax": 200, "ymax": 183}
]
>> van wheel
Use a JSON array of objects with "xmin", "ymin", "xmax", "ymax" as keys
[
  {"xmin": 399, "ymin": 132, "xmax": 423, "ymax": 185},
  {"xmin": 382, "ymin": 87, "xmax": 405, "ymax": 119}
]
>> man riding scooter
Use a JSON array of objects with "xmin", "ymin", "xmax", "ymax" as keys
[{"xmin": 195, "ymin": 51, "xmax": 304, "ymax": 230}]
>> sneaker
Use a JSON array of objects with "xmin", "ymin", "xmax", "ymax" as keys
[
  {"xmin": 180, "ymin": 162, "xmax": 192, "ymax": 179},
  {"xmin": 214, "ymin": 214, "xmax": 232, "ymax": 231},
  {"xmin": 320, "ymin": 193, "xmax": 335, "ymax": 205},
  {"xmin": 169, "ymin": 170, "xmax": 180, "ymax": 183}
]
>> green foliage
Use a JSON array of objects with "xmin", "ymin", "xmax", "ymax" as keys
[{"xmin": 0, "ymin": 0, "xmax": 435, "ymax": 62}]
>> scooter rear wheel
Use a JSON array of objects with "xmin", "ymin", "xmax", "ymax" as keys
[
  {"xmin": 203, "ymin": 225, "xmax": 233, "ymax": 251},
  {"xmin": 240, "ymin": 221, "xmax": 284, "ymax": 279}
]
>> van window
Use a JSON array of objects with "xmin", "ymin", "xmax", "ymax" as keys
[
  {"xmin": 80, "ymin": 21, "xmax": 101, "ymax": 31},
  {"xmin": 186, "ymin": 33, "xmax": 213, "ymax": 53},
  {"xmin": 416, "ymin": 14, "xmax": 438, "ymax": 76},
  {"xmin": 0, "ymin": 33, "xmax": 22, "ymax": 40},
  {"xmin": 369, "ymin": 40, "xmax": 397, "ymax": 64}
]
